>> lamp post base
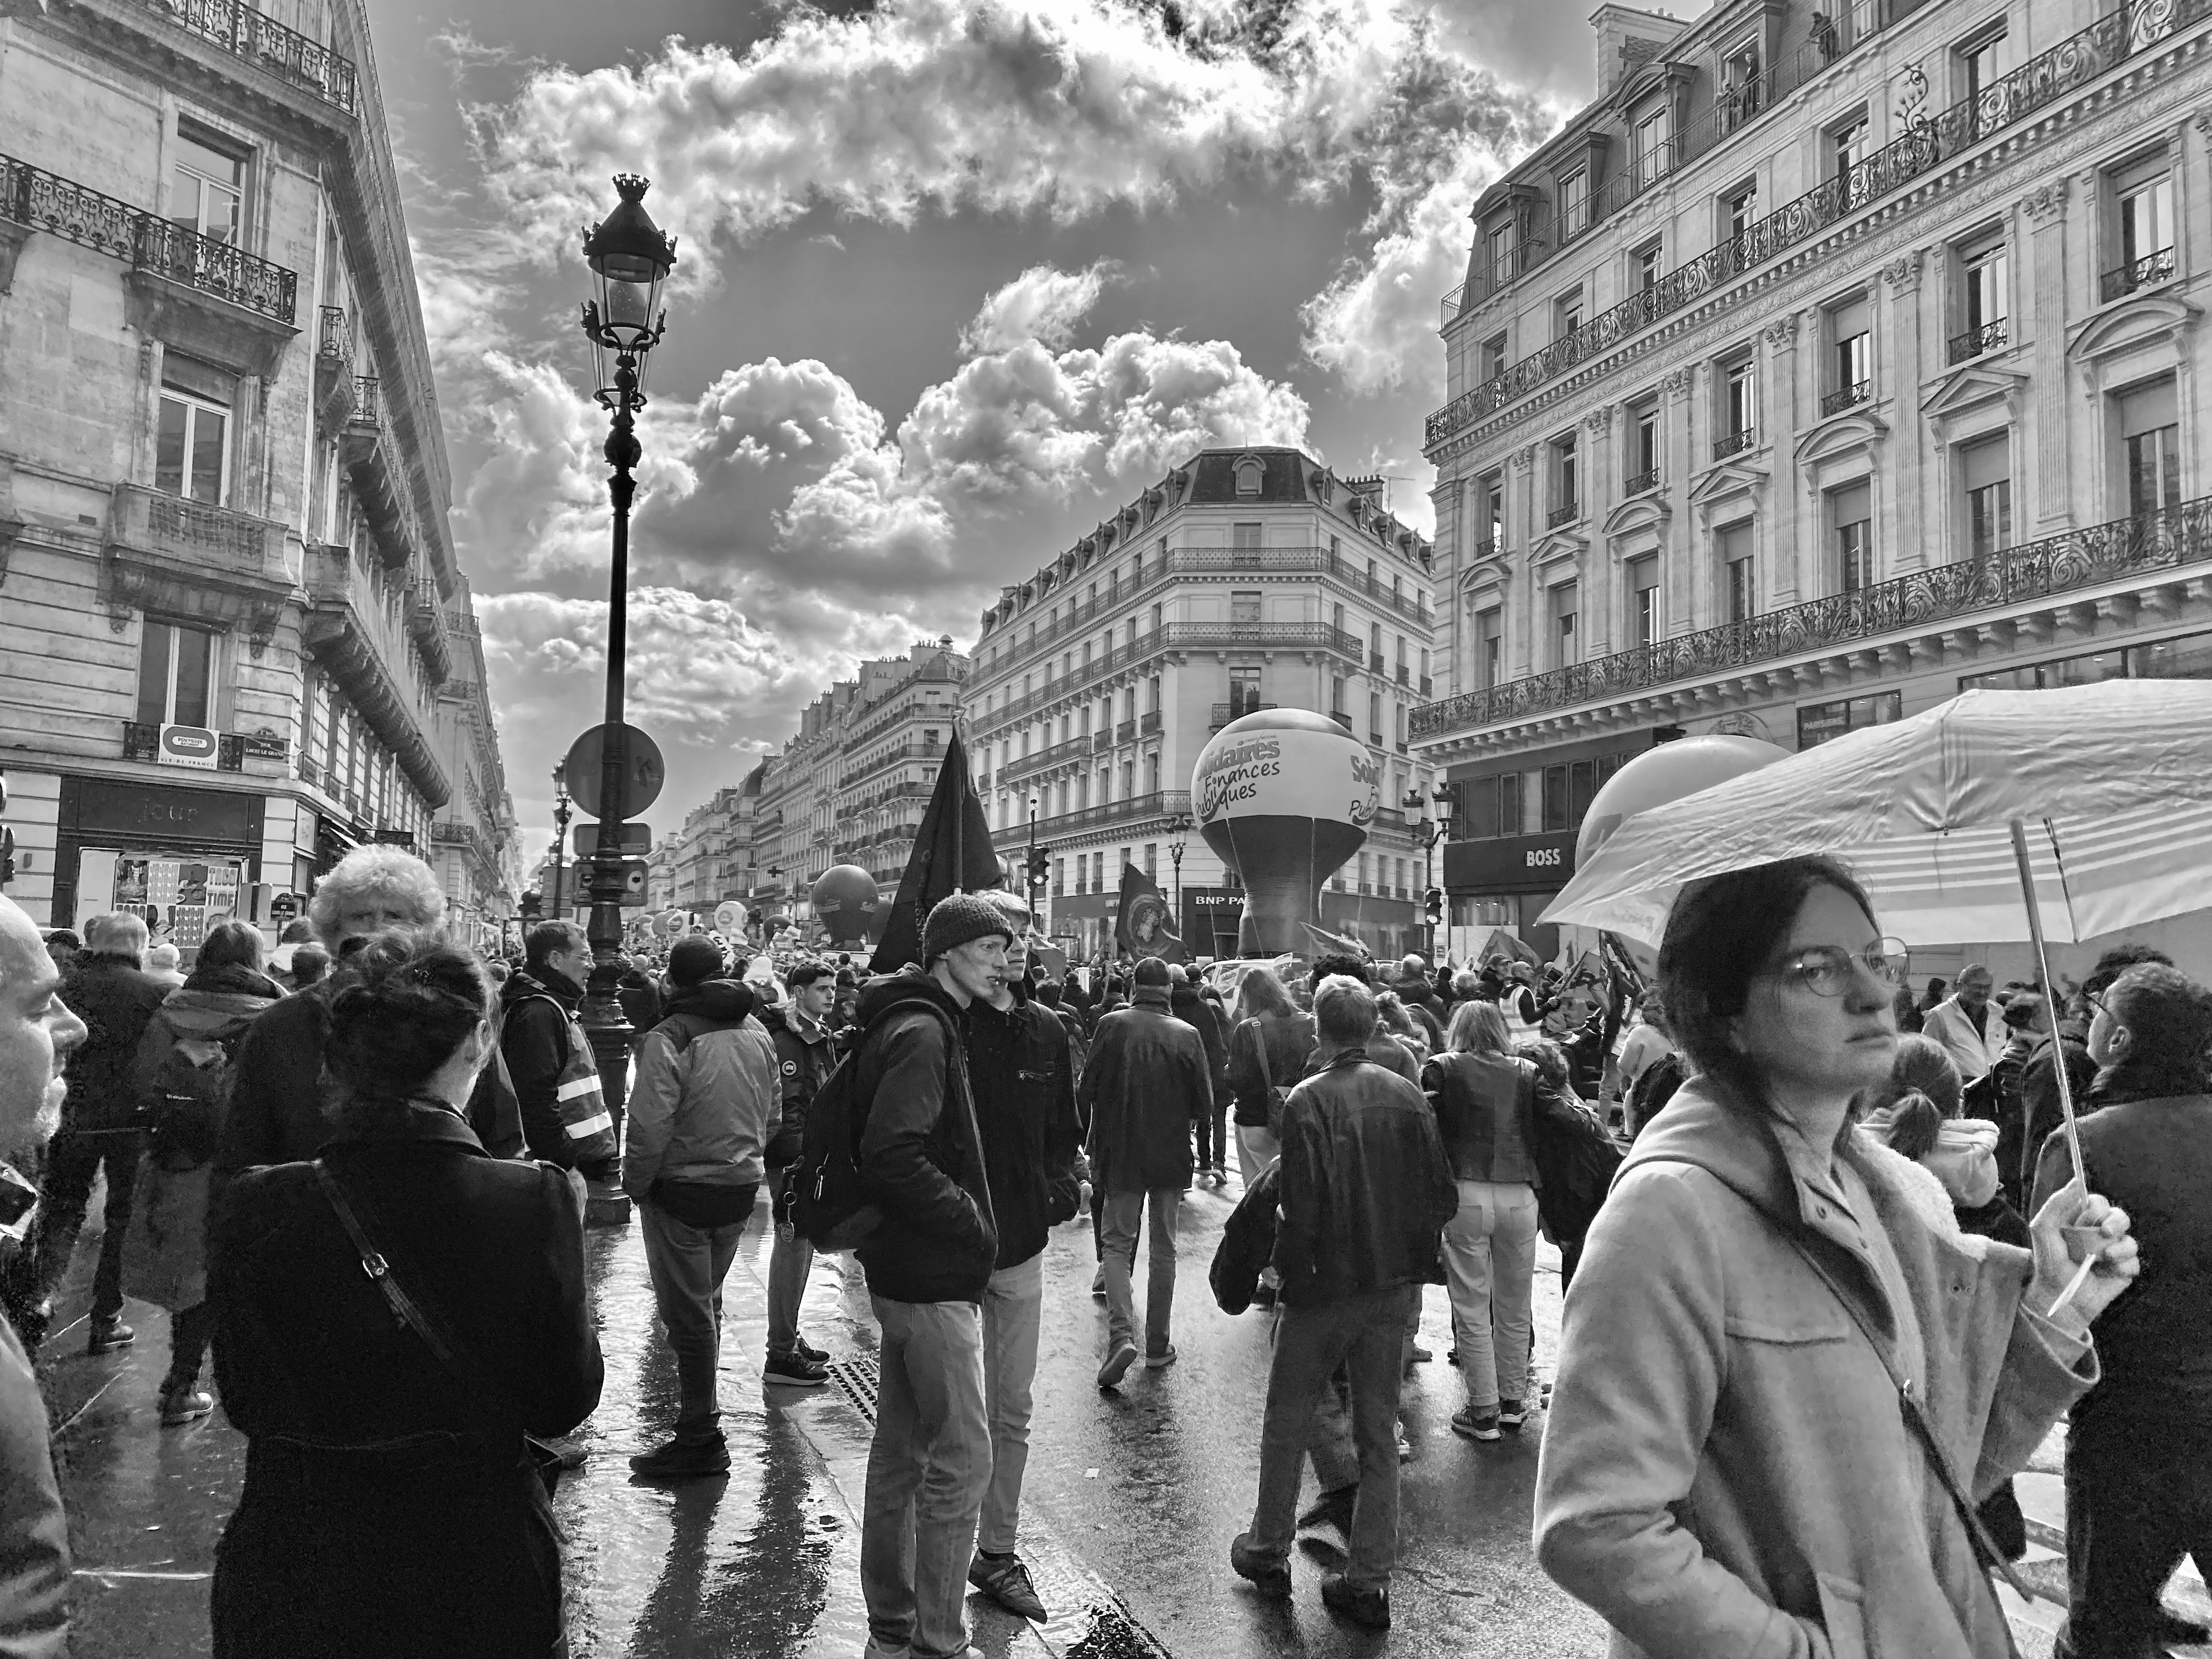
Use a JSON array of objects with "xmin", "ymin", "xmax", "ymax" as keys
[{"xmin": 584, "ymin": 1180, "xmax": 633, "ymax": 1226}]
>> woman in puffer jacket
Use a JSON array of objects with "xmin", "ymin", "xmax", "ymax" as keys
[{"xmin": 1858, "ymin": 1035, "xmax": 2005, "ymax": 1216}]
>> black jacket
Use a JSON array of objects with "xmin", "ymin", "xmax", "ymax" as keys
[
  {"xmin": 616, "ymin": 969, "xmax": 664, "ymax": 1041},
  {"xmin": 1226, "ymin": 1012, "xmax": 1317, "ymax": 1129},
  {"xmin": 1210, "ymin": 1160, "xmax": 1282, "ymax": 1315},
  {"xmin": 57, "ymin": 951, "xmax": 170, "ymax": 1132},
  {"xmin": 1275, "ymin": 1048, "xmax": 1457, "ymax": 1307},
  {"xmin": 1169, "ymin": 983, "xmax": 1229, "ymax": 1098},
  {"xmin": 851, "ymin": 969, "xmax": 997, "ymax": 1305},
  {"xmin": 760, "ymin": 1003, "xmax": 836, "ymax": 1169},
  {"xmin": 966, "ymin": 984, "xmax": 1082, "ymax": 1270},
  {"xmin": 499, "ymin": 966, "xmax": 600, "ymax": 1171},
  {"xmin": 1079, "ymin": 992, "xmax": 1212, "ymax": 1193},
  {"xmin": 2019, "ymin": 1032, "xmax": 2096, "ymax": 1203},
  {"xmin": 208, "ymin": 1105, "xmax": 601, "ymax": 1657},
  {"xmin": 219, "ymin": 977, "xmax": 524, "ymax": 1183}
]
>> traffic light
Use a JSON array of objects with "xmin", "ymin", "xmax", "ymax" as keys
[
  {"xmin": 520, "ymin": 891, "xmax": 543, "ymax": 920},
  {"xmin": 0, "ymin": 771, "xmax": 13, "ymax": 889},
  {"xmin": 1025, "ymin": 848, "xmax": 1051, "ymax": 898},
  {"xmin": 1423, "ymin": 887, "xmax": 1444, "ymax": 926}
]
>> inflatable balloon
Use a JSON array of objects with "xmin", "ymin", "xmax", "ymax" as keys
[
  {"xmin": 810, "ymin": 864, "xmax": 880, "ymax": 947},
  {"xmin": 1576, "ymin": 735, "xmax": 1793, "ymax": 865},
  {"xmin": 1192, "ymin": 708, "xmax": 1381, "ymax": 956},
  {"xmin": 713, "ymin": 900, "xmax": 744, "ymax": 934}
]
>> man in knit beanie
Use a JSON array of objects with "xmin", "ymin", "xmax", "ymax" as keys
[{"xmin": 855, "ymin": 890, "xmax": 1009, "ymax": 1659}]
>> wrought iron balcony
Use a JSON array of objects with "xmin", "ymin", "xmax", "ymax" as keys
[
  {"xmin": 1713, "ymin": 430, "xmax": 1756, "ymax": 462},
  {"xmin": 1548, "ymin": 503, "xmax": 1581, "ymax": 529},
  {"xmin": 1396, "ymin": 663, "xmax": 1410, "ymax": 686},
  {"xmin": 1210, "ymin": 701, "xmax": 1276, "ymax": 732},
  {"xmin": 136, "ymin": 0, "xmax": 359, "ymax": 111},
  {"xmin": 1007, "ymin": 790, "xmax": 1192, "ymax": 845},
  {"xmin": 1139, "ymin": 710, "xmax": 1161, "ymax": 736},
  {"xmin": 1000, "ymin": 736, "xmax": 1084, "ymax": 785},
  {"xmin": 1426, "ymin": 0, "xmax": 2209, "ymax": 448},
  {"xmin": 1470, "ymin": 538, "xmax": 1499, "ymax": 563},
  {"xmin": 1821, "ymin": 382, "xmax": 1873, "ymax": 416},
  {"xmin": 1412, "ymin": 492, "xmax": 2212, "ymax": 742},
  {"xmin": 351, "ymin": 375, "xmax": 382, "ymax": 427},
  {"xmin": 1948, "ymin": 319, "xmax": 2009, "ymax": 364},
  {"xmin": 1115, "ymin": 719, "xmax": 1136, "ymax": 743},
  {"xmin": 1623, "ymin": 468, "xmax": 1660, "ymax": 498},
  {"xmin": 318, "ymin": 305, "xmax": 351, "ymax": 359},
  {"xmin": 2101, "ymin": 246, "xmax": 2178, "ymax": 301}
]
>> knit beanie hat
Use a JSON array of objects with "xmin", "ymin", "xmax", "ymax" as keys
[
  {"xmin": 921, "ymin": 892, "xmax": 1015, "ymax": 964},
  {"xmin": 667, "ymin": 935, "xmax": 728, "ymax": 988},
  {"xmin": 1133, "ymin": 956, "xmax": 1172, "ymax": 991}
]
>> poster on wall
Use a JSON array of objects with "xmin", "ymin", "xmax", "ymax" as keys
[{"xmin": 76, "ymin": 850, "xmax": 245, "ymax": 964}]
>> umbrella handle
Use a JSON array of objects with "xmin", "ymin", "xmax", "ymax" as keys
[
  {"xmin": 2045, "ymin": 1248, "xmax": 2100, "ymax": 1321},
  {"xmin": 2009, "ymin": 819, "xmax": 2086, "ymax": 1192}
]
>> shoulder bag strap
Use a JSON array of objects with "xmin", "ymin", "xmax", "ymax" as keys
[
  {"xmin": 1255, "ymin": 1019, "xmax": 1274, "ymax": 1097},
  {"xmin": 312, "ymin": 1158, "xmax": 514, "ymax": 1415}
]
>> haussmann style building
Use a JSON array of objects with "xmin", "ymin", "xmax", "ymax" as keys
[{"xmin": 1419, "ymin": 0, "xmax": 2212, "ymax": 962}]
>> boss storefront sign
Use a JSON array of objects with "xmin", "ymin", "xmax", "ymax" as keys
[{"xmin": 1441, "ymin": 831, "xmax": 1578, "ymax": 894}]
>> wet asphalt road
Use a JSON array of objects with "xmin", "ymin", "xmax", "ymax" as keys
[{"xmin": 40, "ymin": 1159, "xmax": 2208, "ymax": 1657}]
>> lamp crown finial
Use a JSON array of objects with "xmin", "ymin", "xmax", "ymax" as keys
[{"xmin": 612, "ymin": 173, "xmax": 650, "ymax": 202}]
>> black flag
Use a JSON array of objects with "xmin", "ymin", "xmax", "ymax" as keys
[
  {"xmin": 868, "ymin": 731, "xmax": 1004, "ymax": 974},
  {"xmin": 1113, "ymin": 862, "xmax": 1186, "ymax": 964}
]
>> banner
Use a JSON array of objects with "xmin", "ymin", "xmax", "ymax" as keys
[
  {"xmin": 1113, "ymin": 863, "xmax": 1185, "ymax": 962},
  {"xmin": 870, "ymin": 732, "xmax": 1005, "ymax": 974}
]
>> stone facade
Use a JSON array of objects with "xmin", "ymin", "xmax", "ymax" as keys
[
  {"xmin": 1419, "ymin": 0, "xmax": 2212, "ymax": 959},
  {"xmin": 0, "ymin": 0, "xmax": 501, "ymax": 951}
]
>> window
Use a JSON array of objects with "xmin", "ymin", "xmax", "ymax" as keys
[
  {"xmin": 1717, "ymin": 357, "xmax": 1756, "ymax": 458},
  {"xmin": 1150, "ymin": 601, "xmax": 1163, "ymax": 634},
  {"xmin": 1960, "ymin": 22, "xmax": 2008, "ymax": 106},
  {"xmin": 1332, "ymin": 601, "xmax": 1346, "ymax": 635},
  {"xmin": 1477, "ymin": 606, "xmax": 1503, "ymax": 690},
  {"xmin": 1368, "ymin": 690, "xmax": 1384, "ymax": 745},
  {"xmin": 137, "ymin": 620, "xmax": 215, "ymax": 728},
  {"xmin": 1832, "ymin": 482, "xmax": 1873, "ymax": 590},
  {"xmin": 1369, "ymin": 620, "xmax": 1384, "ymax": 665},
  {"xmin": 1549, "ymin": 581, "xmax": 1579, "ymax": 668},
  {"xmin": 1147, "ymin": 674, "xmax": 1161, "ymax": 711},
  {"xmin": 1962, "ymin": 438, "xmax": 2012, "ymax": 558},
  {"xmin": 155, "ymin": 375, "xmax": 230, "ymax": 504},
  {"xmin": 1394, "ymin": 703, "xmax": 1406, "ymax": 750},
  {"xmin": 1627, "ymin": 554, "xmax": 1661, "ymax": 649},
  {"xmin": 1474, "ymin": 473, "xmax": 1504, "ymax": 552},
  {"xmin": 1480, "ymin": 331, "xmax": 1508, "ymax": 381},
  {"xmin": 1633, "ymin": 240, "xmax": 1663, "ymax": 293},
  {"xmin": 1829, "ymin": 294, "xmax": 1872, "ymax": 407},
  {"xmin": 1724, "ymin": 180, "xmax": 1758, "ymax": 242},
  {"xmin": 1232, "ymin": 521, "xmax": 1263, "ymax": 555},
  {"xmin": 1957, "ymin": 237, "xmax": 2009, "ymax": 358},
  {"xmin": 2119, "ymin": 379, "xmax": 2182, "ymax": 516},
  {"xmin": 1721, "ymin": 520, "xmax": 1756, "ymax": 622},
  {"xmin": 1634, "ymin": 100, "xmax": 1672, "ymax": 188},
  {"xmin": 2112, "ymin": 159, "xmax": 2176, "ymax": 296},
  {"xmin": 1627, "ymin": 401, "xmax": 1660, "ymax": 493},
  {"xmin": 1560, "ymin": 167, "xmax": 1591, "ymax": 239},
  {"xmin": 1831, "ymin": 116, "xmax": 1870, "ymax": 187},
  {"xmin": 1798, "ymin": 691, "xmax": 1903, "ymax": 748},
  {"xmin": 1330, "ymin": 675, "xmax": 1346, "ymax": 718},
  {"xmin": 1555, "ymin": 287, "xmax": 1584, "ymax": 340},
  {"xmin": 1720, "ymin": 41, "xmax": 1762, "ymax": 128},
  {"xmin": 1553, "ymin": 433, "xmax": 1579, "ymax": 523},
  {"xmin": 1228, "ymin": 664, "xmax": 1263, "ymax": 718},
  {"xmin": 1487, "ymin": 219, "xmax": 1519, "ymax": 287},
  {"xmin": 170, "ymin": 127, "xmax": 244, "ymax": 244},
  {"xmin": 1147, "ymin": 753, "xmax": 1160, "ymax": 792}
]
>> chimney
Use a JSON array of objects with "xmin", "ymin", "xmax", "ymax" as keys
[{"xmin": 1591, "ymin": 3, "xmax": 1685, "ymax": 99}]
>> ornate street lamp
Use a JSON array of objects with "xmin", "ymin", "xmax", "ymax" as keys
[
  {"xmin": 549, "ymin": 762, "xmax": 572, "ymax": 918},
  {"xmin": 575, "ymin": 173, "xmax": 676, "ymax": 971},
  {"xmin": 1166, "ymin": 809, "xmax": 1193, "ymax": 918}
]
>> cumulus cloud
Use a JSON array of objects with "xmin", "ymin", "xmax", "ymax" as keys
[{"xmin": 958, "ymin": 262, "xmax": 1111, "ymax": 355}]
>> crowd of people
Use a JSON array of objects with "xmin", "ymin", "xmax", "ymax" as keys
[{"xmin": 0, "ymin": 838, "xmax": 2204, "ymax": 1658}]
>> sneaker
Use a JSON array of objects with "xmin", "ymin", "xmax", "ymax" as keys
[
  {"xmin": 764, "ymin": 1351, "xmax": 830, "ymax": 1386},
  {"xmin": 628, "ymin": 1435, "xmax": 731, "ymax": 1480},
  {"xmin": 860, "ymin": 1640, "xmax": 912, "ymax": 1659},
  {"xmin": 159, "ymin": 1385, "xmax": 213, "ymax": 1426},
  {"xmin": 967, "ymin": 1552, "xmax": 1047, "ymax": 1621},
  {"xmin": 1320, "ymin": 1571, "xmax": 1391, "ymax": 1630},
  {"xmin": 1408, "ymin": 1344, "xmax": 1434, "ymax": 1363},
  {"xmin": 1228, "ymin": 1532, "xmax": 1291, "ymax": 1597},
  {"xmin": 1091, "ymin": 1267, "xmax": 1108, "ymax": 1300},
  {"xmin": 1451, "ymin": 1409, "xmax": 1501, "ymax": 1442},
  {"xmin": 86, "ymin": 1317, "xmax": 134, "ymax": 1356},
  {"xmin": 1295, "ymin": 1511, "xmax": 1350, "ymax": 1559},
  {"xmin": 1250, "ymin": 1284, "xmax": 1278, "ymax": 1310},
  {"xmin": 1498, "ymin": 1398, "xmax": 1528, "ymax": 1431},
  {"xmin": 1097, "ymin": 1340, "xmax": 1139, "ymax": 1390},
  {"xmin": 1143, "ymin": 1344, "xmax": 1178, "ymax": 1369},
  {"xmin": 792, "ymin": 1336, "xmax": 831, "ymax": 1364},
  {"xmin": 1211, "ymin": 1165, "xmax": 1229, "ymax": 1184}
]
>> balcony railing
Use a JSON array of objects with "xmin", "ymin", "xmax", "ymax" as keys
[
  {"xmin": 351, "ymin": 375, "xmax": 382, "ymax": 426},
  {"xmin": 1548, "ymin": 503, "xmax": 1581, "ymax": 528},
  {"xmin": 844, "ymin": 739, "xmax": 947, "ymax": 789},
  {"xmin": 975, "ymin": 624, "xmax": 1363, "ymax": 735},
  {"xmin": 1015, "ymin": 791, "xmax": 1192, "ymax": 845},
  {"xmin": 1139, "ymin": 710, "xmax": 1161, "ymax": 736},
  {"xmin": 1115, "ymin": 719, "xmax": 1136, "ymax": 743},
  {"xmin": 1000, "ymin": 736, "xmax": 1085, "ymax": 785},
  {"xmin": 1427, "ymin": 0, "xmax": 2211, "ymax": 449},
  {"xmin": 1210, "ymin": 701, "xmax": 1276, "ymax": 731},
  {"xmin": 1470, "ymin": 538, "xmax": 1499, "ymax": 563},
  {"xmin": 1949, "ymin": 319, "xmax": 2009, "ymax": 365},
  {"xmin": 109, "ymin": 482, "xmax": 288, "ymax": 585},
  {"xmin": 1713, "ymin": 430, "xmax": 1756, "ymax": 462},
  {"xmin": 1623, "ymin": 468, "xmax": 1660, "ymax": 498},
  {"xmin": 1411, "ymin": 492, "xmax": 2212, "ymax": 742},
  {"xmin": 1396, "ymin": 663, "xmax": 1410, "ymax": 686},
  {"xmin": 1821, "ymin": 382, "xmax": 1873, "ymax": 416},
  {"xmin": 2101, "ymin": 246, "xmax": 2177, "ymax": 301},
  {"xmin": 1369, "ymin": 651, "xmax": 1386, "ymax": 673},
  {"xmin": 318, "ymin": 304, "xmax": 351, "ymax": 360},
  {"xmin": 137, "ymin": 0, "xmax": 359, "ymax": 111},
  {"xmin": 0, "ymin": 154, "xmax": 297, "ymax": 325}
]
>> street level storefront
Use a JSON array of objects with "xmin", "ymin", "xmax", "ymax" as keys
[
  {"xmin": 1317, "ymin": 887, "xmax": 1417, "ymax": 960},
  {"xmin": 1442, "ymin": 830, "xmax": 1577, "ymax": 964},
  {"xmin": 1183, "ymin": 885, "xmax": 1245, "ymax": 958},
  {"xmin": 50, "ymin": 775, "xmax": 265, "ymax": 960}
]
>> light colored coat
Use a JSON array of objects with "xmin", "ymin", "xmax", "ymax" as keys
[
  {"xmin": 1923, "ymin": 996, "xmax": 2006, "ymax": 1082},
  {"xmin": 1534, "ymin": 1079, "xmax": 2094, "ymax": 1659},
  {"xmin": 622, "ymin": 999, "xmax": 778, "ymax": 1196}
]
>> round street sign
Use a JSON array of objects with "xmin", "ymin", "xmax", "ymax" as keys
[{"xmin": 563, "ymin": 723, "xmax": 665, "ymax": 821}]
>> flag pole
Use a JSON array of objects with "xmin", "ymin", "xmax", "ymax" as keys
[{"xmin": 2011, "ymin": 817, "xmax": 2096, "ymax": 1316}]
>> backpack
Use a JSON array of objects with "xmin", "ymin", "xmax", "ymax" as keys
[
  {"xmin": 146, "ymin": 1018, "xmax": 244, "ymax": 1172},
  {"xmin": 1624, "ymin": 1051, "xmax": 1689, "ymax": 1143},
  {"xmin": 777, "ymin": 997, "xmax": 960, "ymax": 1252}
]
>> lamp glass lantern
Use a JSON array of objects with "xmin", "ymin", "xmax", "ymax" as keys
[{"xmin": 580, "ymin": 174, "xmax": 678, "ymax": 404}]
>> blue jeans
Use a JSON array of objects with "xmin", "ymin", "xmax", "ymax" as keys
[
  {"xmin": 638, "ymin": 1190, "xmax": 757, "ymax": 1440},
  {"xmin": 861, "ymin": 1295, "xmax": 990, "ymax": 1658},
  {"xmin": 1101, "ymin": 1188, "xmax": 1180, "ymax": 1357}
]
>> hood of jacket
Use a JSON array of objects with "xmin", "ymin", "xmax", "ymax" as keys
[
  {"xmin": 502, "ymin": 964, "xmax": 581, "ymax": 1016},
  {"xmin": 662, "ymin": 978, "xmax": 755, "ymax": 1024},
  {"xmin": 855, "ymin": 964, "xmax": 966, "ymax": 1028},
  {"xmin": 182, "ymin": 961, "xmax": 285, "ymax": 1003},
  {"xmin": 1169, "ymin": 983, "xmax": 1200, "ymax": 1011},
  {"xmin": 159, "ymin": 973, "xmax": 281, "ymax": 1036}
]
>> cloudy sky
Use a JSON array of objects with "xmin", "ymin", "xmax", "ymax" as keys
[{"xmin": 364, "ymin": 0, "xmax": 1610, "ymax": 865}]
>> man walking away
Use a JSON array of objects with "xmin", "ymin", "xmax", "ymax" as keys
[
  {"xmin": 22, "ymin": 912, "xmax": 167, "ymax": 1354},
  {"xmin": 761, "ymin": 962, "xmax": 837, "ymax": 1385},
  {"xmin": 500, "ymin": 922, "xmax": 619, "ymax": 1181},
  {"xmin": 1231, "ymin": 976, "xmax": 1455, "ymax": 1630},
  {"xmin": 1080, "ymin": 956, "xmax": 1212, "ymax": 1387},
  {"xmin": 1168, "ymin": 964, "xmax": 1229, "ymax": 1184},
  {"xmin": 1922, "ymin": 962, "xmax": 2005, "ymax": 1082},
  {"xmin": 0, "ymin": 895, "xmax": 82, "ymax": 1655},
  {"xmin": 963, "ymin": 895, "xmax": 1081, "ymax": 1624},
  {"xmin": 623, "ymin": 936, "xmax": 776, "ymax": 1478},
  {"xmin": 856, "ymin": 896, "xmax": 1005, "ymax": 1659}
]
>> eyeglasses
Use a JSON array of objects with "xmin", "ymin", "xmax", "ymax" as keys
[
  {"xmin": 2084, "ymin": 988, "xmax": 2110, "ymax": 1018},
  {"xmin": 1776, "ymin": 938, "xmax": 1910, "ymax": 997}
]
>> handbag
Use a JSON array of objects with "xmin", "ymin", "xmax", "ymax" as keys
[
  {"xmin": 313, "ymin": 1159, "xmax": 568, "ymax": 1500},
  {"xmin": 1256, "ymin": 1021, "xmax": 1291, "ymax": 1136}
]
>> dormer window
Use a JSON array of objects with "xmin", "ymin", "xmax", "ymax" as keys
[
  {"xmin": 1233, "ymin": 454, "xmax": 1265, "ymax": 496},
  {"xmin": 1720, "ymin": 41, "xmax": 1763, "ymax": 131}
]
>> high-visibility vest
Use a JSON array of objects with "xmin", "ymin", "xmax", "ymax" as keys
[{"xmin": 515, "ymin": 995, "xmax": 617, "ymax": 1165}]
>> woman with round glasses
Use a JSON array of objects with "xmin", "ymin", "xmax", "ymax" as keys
[{"xmin": 1535, "ymin": 854, "xmax": 2138, "ymax": 1658}]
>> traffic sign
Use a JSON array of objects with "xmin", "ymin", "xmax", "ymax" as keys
[
  {"xmin": 573, "ymin": 822, "xmax": 652, "ymax": 855},
  {"xmin": 562, "ymin": 723, "xmax": 665, "ymax": 821}
]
